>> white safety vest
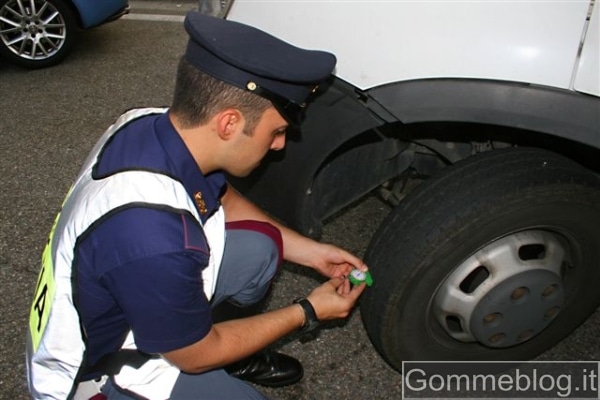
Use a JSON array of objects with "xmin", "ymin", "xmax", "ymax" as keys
[{"xmin": 26, "ymin": 108, "xmax": 226, "ymax": 400}]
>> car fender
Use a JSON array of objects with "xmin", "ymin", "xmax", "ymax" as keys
[
  {"xmin": 231, "ymin": 77, "xmax": 600, "ymax": 237},
  {"xmin": 370, "ymin": 79, "xmax": 600, "ymax": 150}
]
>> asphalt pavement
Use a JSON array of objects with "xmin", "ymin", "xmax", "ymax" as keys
[{"xmin": 1, "ymin": 2, "xmax": 599, "ymax": 400}]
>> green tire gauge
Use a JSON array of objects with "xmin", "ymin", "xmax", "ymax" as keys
[{"xmin": 348, "ymin": 269, "xmax": 373, "ymax": 286}]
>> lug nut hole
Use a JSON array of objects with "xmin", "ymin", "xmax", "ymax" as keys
[
  {"xmin": 483, "ymin": 312, "xmax": 503, "ymax": 327},
  {"xmin": 488, "ymin": 332, "xmax": 506, "ymax": 344},
  {"xmin": 511, "ymin": 287, "xmax": 530, "ymax": 302},
  {"xmin": 517, "ymin": 329, "xmax": 535, "ymax": 342},
  {"xmin": 541, "ymin": 284, "xmax": 559, "ymax": 299},
  {"xmin": 544, "ymin": 306, "xmax": 561, "ymax": 320}
]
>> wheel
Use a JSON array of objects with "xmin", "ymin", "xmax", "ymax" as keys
[
  {"xmin": 0, "ymin": 0, "xmax": 78, "ymax": 69},
  {"xmin": 361, "ymin": 147, "xmax": 600, "ymax": 371}
]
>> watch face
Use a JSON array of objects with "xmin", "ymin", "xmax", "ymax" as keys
[{"xmin": 350, "ymin": 269, "xmax": 366, "ymax": 281}]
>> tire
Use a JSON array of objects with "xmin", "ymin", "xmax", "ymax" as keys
[
  {"xmin": 361, "ymin": 147, "xmax": 600, "ymax": 371},
  {"xmin": 0, "ymin": 0, "xmax": 78, "ymax": 69}
]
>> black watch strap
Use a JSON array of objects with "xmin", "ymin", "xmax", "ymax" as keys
[{"xmin": 294, "ymin": 297, "xmax": 320, "ymax": 333}]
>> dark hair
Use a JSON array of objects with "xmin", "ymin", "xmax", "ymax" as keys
[{"xmin": 170, "ymin": 57, "xmax": 271, "ymax": 133}]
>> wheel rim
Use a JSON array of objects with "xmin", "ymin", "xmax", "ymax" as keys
[
  {"xmin": 0, "ymin": 0, "xmax": 66, "ymax": 61},
  {"xmin": 433, "ymin": 230, "xmax": 567, "ymax": 348}
]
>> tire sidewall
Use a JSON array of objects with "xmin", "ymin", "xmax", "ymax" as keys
[{"xmin": 362, "ymin": 148, "xmax": 600, "ymax": 368}]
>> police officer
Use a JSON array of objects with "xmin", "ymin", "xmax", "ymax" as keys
[{"xmin": 26, "ymin": 11, "xmax": 367, "ymax": 400}]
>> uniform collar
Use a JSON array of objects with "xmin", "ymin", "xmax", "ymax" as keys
[{"xmin": 154, "ymin": 112, "xmax": 226, "ymax": 222}]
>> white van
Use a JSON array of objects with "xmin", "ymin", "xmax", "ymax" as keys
[{"xmin": 202, "ymin": 0, "xmax": 600, "ymax": 371}]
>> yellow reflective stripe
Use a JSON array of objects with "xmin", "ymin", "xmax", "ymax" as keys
[
  {"xmin": 29, "ymin": 186, "xmax": 72, "ymax": 353},
  {"xmin": 29, "ymin": 214, "xmax": 59, "ymax": 353}
]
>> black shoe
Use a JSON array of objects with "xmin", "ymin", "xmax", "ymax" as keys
[{"xmin": 224, "ymin": 350, "xmax": 304, "ymax": 387}]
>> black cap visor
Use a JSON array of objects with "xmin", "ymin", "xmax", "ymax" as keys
[{"xmin": 247, "ymin": 83, "xmax": 306, "ymax": 127}]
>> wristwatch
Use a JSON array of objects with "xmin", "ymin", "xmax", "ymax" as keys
[{"xmin": 293, "ymin": 297, "xmax": 320, "ymax": 333}]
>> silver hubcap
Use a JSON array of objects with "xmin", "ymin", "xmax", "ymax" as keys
[
  {"xmin": 433, "ymin": 230, "xmax": 566, "ymax": 348},
  {"xmin": 0, "ymin": 0, "xmax": 66, "ymax": 60}
]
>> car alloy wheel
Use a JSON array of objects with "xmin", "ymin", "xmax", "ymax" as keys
[{"xmin": 0, "ymin": 0, "xmax": 77, "ymax": 68}]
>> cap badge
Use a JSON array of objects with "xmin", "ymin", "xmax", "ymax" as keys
[
  {"xmin": 194, "ymin": 191, "xmax": 208, "ymax": 215},
  {"xmin": 246, "ymin": 81, "xmax": 257, "ymax": 91}
]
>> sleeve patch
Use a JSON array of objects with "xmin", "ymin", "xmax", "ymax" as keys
[{"xmin": 182, "ymin": 214, "xmax": 209, "ymax": 254}]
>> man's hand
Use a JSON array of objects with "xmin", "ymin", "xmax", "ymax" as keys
[
  {"xmin": 306, "ymin": 277, "xmax": 366, "ymax": 321},
  {"xmin": 304, "ymin": 242, "xmax": 369, "ymax": 279}
]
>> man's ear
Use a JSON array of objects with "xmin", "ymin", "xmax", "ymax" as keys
[{"xmin": 215, "ymin": 109, "xmax": 244, "ymax": 140}]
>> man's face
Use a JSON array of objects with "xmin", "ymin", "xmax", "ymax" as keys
[{"xmin": 227, "ymin": 107, "xmax": 288, "ymax": 177}]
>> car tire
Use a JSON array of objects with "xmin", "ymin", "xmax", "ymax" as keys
[
  {"xmin": 0, "ymin": 0, "xmax": 78, "ymax": 69},
  {"xmin": 361, "ymin": 147, "xmax": 600, "ymax": 371}
]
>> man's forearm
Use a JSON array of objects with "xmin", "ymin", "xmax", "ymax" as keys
[
  {"xmin": 221, "ymin": 184, "xmax": 320, "ymax": 267},
  {"xmin": 163, "ymin": 304, "xmax": 306, "ymax": 373}
]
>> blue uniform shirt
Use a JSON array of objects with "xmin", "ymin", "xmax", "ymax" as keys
[{"xmin": 75, "ymin": 111, "xmax": 226, "ymax": 371}]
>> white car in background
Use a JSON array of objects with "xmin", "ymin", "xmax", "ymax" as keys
[{"xmin": 201, "ymin": 0, "xmax": 600, "ymax": 371}]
